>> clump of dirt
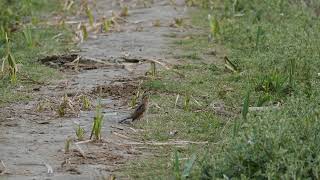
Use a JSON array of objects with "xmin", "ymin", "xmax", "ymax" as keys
[
  {"xmin": 92, "ymin": 82, "xmax": 138, "ymax": 98},
  {"xmin": 39, "ymin": 54, "xmax": 120, "ymax": 71},
  {"xmin": 40, "ymin": 54, "xmax": 79, "ymax": 68}
]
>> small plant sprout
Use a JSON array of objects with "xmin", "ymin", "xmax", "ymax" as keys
[
  {"xmin": 81, "ymin": 95, "xmax": 91, "ymax": 110},
  {"xmin": 1, "ymin": 33, "xmax": 18, "ymax": 84},
  {"xmin": 224, "ymin": 56, "xmax": 238, "ymax": 73},
  {"xmin": 153, "ymin": 19, "xmax": 161, "ymax": 27},
  {"xmin": 172, "ymin": 150, "xmax": 196, "ymax": 179},
  {"xmin": 174, "ymin": 17, "xmax": 183, "ymax": 27},
  {"xmin": 22, "ymin": 26, "xmax": 34, "ymax": 47},
  {"xmin": 120, "ymin": 5, "xmax": 129, "ymax": 17},
  {"xmin": 130, "ymin": 90, "xmax": 141, "ymax": 108},
  {"xmin": 85, "ymin": 6, "xmax": 94, "ymax": 27},
  {"xmin": 242, "ymin": 89, "xmax": 250, "ymax": 120},
  {"xmin": 102, "ymin": 17, "xmax": 112, "ymax": 32},
  {"xmin": 173, "ymin": 151, "xmax": 181, "ymax": 179},
  {"xmin": 184, "ymin": 92, "xmax": 191, "ymax": 111},
  {"xmin": 175, "ymin": 94, "xmax": 180, "ymax": 109},
  {"xmin": 80, "ymin": 24, "xmax": 88, "ymax": 40},
  {"xmin": 256, "ymin": 25, "xmax": 265, "ymax": 49},
  {"xmin": 90, "ymin": 100, "xmax": 104, "ymax": 141},
  {"xmin": 64, "ymin": 137, "xmax": 72, "ymax": 153},
  {"xmin": 150, "ymin": 62, "xmax": 156, "ymax": 78},
  {"xmin": 75, "ymin": 124, "xmax": 85, "ymax": 141},
  {"xmin": 57, "ymin": 95, "xmax": 68, "ymax": 117},
  {"xmin": 208, "ymin": 14, "xmax": 220, "ymax": 41}
]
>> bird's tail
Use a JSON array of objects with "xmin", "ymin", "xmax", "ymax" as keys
[{"xmin": 118, "ymin": 117, "xmax": 130, "ymax": 124}]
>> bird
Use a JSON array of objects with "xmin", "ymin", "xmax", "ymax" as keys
[{"xmin": 118, "ymin": 93, "xmax": 149, "ymax": 124}]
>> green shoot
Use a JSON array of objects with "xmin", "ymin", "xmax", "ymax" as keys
[
  {"xmin": 208, "ymin": 14, "xmax": 220, "ymax": 40},
  {"xmin": 81, "ymin": 24, "xmax": 88, "ymax": 40},
  {"xmin": 182, "ymin": 154, "xmax": 196, "ymax": 178},
  {"xmin": 102, "ymin": 18, "xmax": 112, "ymax": 32},
  {"xmin": 86, "ymin": 6, "xmax": 94, "ymax": 27},
  {"xmin": 120, "ymin": 5, "xmax": 129, "ymax": 17},
  {"xmin": 184, "ymin": 92, "xmax": 190, "ymax": 111},
  {"xmin": 153, "ymin": 19, "xmax": 161, "ymax": 27},
  {"xmin": 130, "ymin": 94, "xmax": 138, "ymax": 108},
  {"xmin": 256, "ymin": 25, "xmax": 264, "ymax": 49},
  {"xmin": 22, "ymin": 26, "xmax": 34, "ymax": 47},
  {"xmin": 75, "ymin": 124, "xmax": 85, "ymax": 141},
  {"xmin": 64, "ymin": 137, "xmax": 72, "ymax": 153},
  {"xmin": 90, "ymin": 100, "xmax": 104, "ymax": 141},
  {"xmin": 81, "ymin": 95, "xmax": 91, "ymax": 110},
  {"xmin": 173, "ymin": 151, "xmax": 181, "ymax": 179},
  {"xmin": 242, "ymin": 89, "xmax": 250, "ymax": 120},
  {"xmin": 150, "ymin": 62, "xmax": 156, "ymax": 78},
  {"xmin": 174, "ymin": 18, "xmax": 183, "ymax": 27},
  {"xmin": 1, "ymin": 33, "xmax": 18, "ymax": 84},
  {"xmin": 57, "ymin": 94, "xmax": 68, "ymax": 117}
]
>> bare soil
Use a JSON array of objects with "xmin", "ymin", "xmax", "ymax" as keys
[{"xmin": 0, "ymin": 0, "xmax": 187, "ymax": 179}]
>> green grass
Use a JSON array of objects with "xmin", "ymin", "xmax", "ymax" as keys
[
  {"xmin": 0, "ymin": 0, "xmax": 73, "ymax": 105},
  {"xmin": 122, "ymin": 0, "xmax": 320, "ymax": 179}
]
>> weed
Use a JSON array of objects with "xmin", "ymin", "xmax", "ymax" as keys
[
  {"xmin": 120, "ymin": 5, "xmax": 129, "ymax": 17},
  {"xmin": 172, "ymin": 151, "xmax": 197, "ymax": 180},
  {"xmin": 81, "ymin": 95, "xmax": 91, "ymax": 110},
  {"xmin": 57, "ymin": 95, "xmax": 68, "ymax": 117},
  {"xmin": 64, "ymin": 137, "xmax": 72, "ymax": 153},
  {"xmin": 102, "ymin": 18, "xmax": 112, "ymax": 32},
  {"xmin": 90, "ymin": 100, "xmax": 104, "ymax": 140},
  {"xmin": 174, "ymin": 18, "xmax": 184, "ymax": 27},
  {"xmin": 80, "ymin": 24, "xmax": 88, "ymax": 40},
  {"xmin": 242, "ymin": 89, "xmax": 250, "ymax": 120},
  {"xmin": 153, "ymin": 19, "xmax": 161, "ymax": 27},
  {"xmin": 75, "ymin": 124, "xmax": 85, "ymax": 141},
  {"xmin": 1, "ymin": 33, "xmax": 18, "ymax": 84},
  {"xmin": 86, "ymin": 6, "xmax": 94, "ymax": 27},
  {"xmin": 130, "ymin": 91, "xmax": 140, "ymax": 108},
  {"xmin": 255, "ymin": 25, "xmax": 265, "ymax": 49},
  {"xmin": 22, "ymin": 26, "xmax": 35, "ymax": 47},
  {"xmin": 208, "ymin": 14, "xmax": 220, "ymax": 40},
  {"xmin": 183, "ymin": 92, "xmax": 190, "ymax": 111},
  {"xmin": 150, "ymin": 62, "xmax": 156, "ymax": 78}
]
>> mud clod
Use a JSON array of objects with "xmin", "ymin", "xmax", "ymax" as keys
[{"xmin": 93, "ymin": 83, "xmax": 138, "ymax": 98}]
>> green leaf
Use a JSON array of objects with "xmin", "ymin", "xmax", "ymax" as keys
[
  {"xmin": 242, "ymin": 89, "xmax": 250, "ymax": 120},
  {"xmin": 182, "ymin": 154, "xmax": 196, "ymax": 178}
]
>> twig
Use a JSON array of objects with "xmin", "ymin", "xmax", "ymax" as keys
[
  {"xmin": 121, "ymin": 56, "xmax": 185, "ymax": 77},
  {"xmin": 191, "ymin": 96, "xmax": 202, "ymax": 106},
  {"xmin": 110, "ymin": 125, "xmax": 124, "ymax": 130},
  {"xmin": 112, "ymin": 132, "xmax": 133, "ymax": 140},
  {"xmin": 0, "ymin": 160, "xmax": 7, "ymax": 175},
  {"xmin": 44, "ymin": 162, "xmax": 53, "ymax": 175},
  {"xmin": 129, "ymin": 127, "xmax": 137, "ymax": 132},
  {"xmin": 175, "ymin": 94, "xmax": 180, "ymax": 108},
  {"xmin": 120, "ymin": 56, "xmax": 171, "ymax": 70},
  {"xmin": 52, "ymin": 33, "xmax": 63, "ymax": 40},
  {"xmin": 123, "ymin": 140, "xmax": 208, "ymax": 146},
  {"xmin": 74, "ymin": 140, "xmax": 93, "ymax": 145},
  {"xmin": 75, "ymin": 144, "xmax": 86, "ymax": 159}
]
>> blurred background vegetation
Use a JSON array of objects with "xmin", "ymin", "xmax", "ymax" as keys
[{"xmin": 0, "ymin": 0, "xmax": 71, "ymax": 104}]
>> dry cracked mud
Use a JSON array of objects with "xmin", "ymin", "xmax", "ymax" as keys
[{"xmin": 0, "ymin": 0, "xmax": 189, "ymax": 179}]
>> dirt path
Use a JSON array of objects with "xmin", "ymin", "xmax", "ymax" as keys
[{"xmin": 0, "ymin": 0, "xmax": 187, "ymax": 179}]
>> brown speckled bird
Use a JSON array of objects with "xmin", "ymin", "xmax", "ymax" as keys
[{"xmin": 118, "ymin": 93, "xmax": 149, "ymax": 124}]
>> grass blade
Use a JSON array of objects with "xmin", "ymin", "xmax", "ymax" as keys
[
  {"xmin": 242, "ymin": 89, "xmax": 250, "ymax": 120},
  {"xmin": 182, "ymin": 154, "xmax": 196, "ymax": 178}
]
